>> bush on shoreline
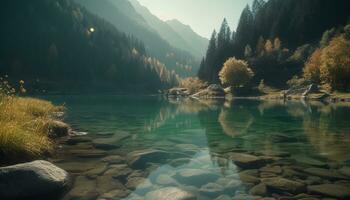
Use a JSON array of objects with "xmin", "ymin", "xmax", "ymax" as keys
[{"xmin": 0, "ymin": 77, "xmax": 64, "ymax": 163}]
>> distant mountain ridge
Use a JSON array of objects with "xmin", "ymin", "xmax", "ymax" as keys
[
  {"xmin": 166, "ymin": 19, "xmax": 209, "ymax": 57},
  {"xmin": 128, "ymin": 0, "xmax": 208, "ymax": 59},
  {"xmin": 75, "ymin": 0, "xmax": 201, "ymax": 76}
]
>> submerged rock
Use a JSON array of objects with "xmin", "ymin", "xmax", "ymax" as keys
[
  {"xmin": 174, "ymin": 169, "xmax": 220, "ymax": 187},
  {"xmin": 145, "ymin": 187, "xmax": 196, "ymax": 200},
  {"xmin": 0, "ymin": 160, "xmax": 70, "ymax": 199},
  {"xmin": 307, "ymin": 184, "xmax": 350, "ymax": 199},
  {"xmin": 199, "ymin": 182, "xmax": 226, "ymax": 198},
  {"xmin": 249, "ymin": 183, "xmax": 267, "ymax": 196},
  {"xmin": 67, "ymin": 176, "xmax": 98, "ymax": 200},
  {"xmin": 303, "ymin": 167, "xmax": 345, "ymax": 180},
  {"xmin": 262, "ymin": 177, "xmax": 306, "ymax": 194},
  {"xmin": 127, "ymin": 149, "xmax": 169, "ymax": 169},
  {"xmin": 229, "ymin": 153, "xmax": 267, "ymax": 169},
  {"xmin": 92, "ymin": 131, "xmax": 131, "ymax": 150}
]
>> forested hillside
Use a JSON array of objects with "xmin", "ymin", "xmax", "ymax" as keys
[
  {"xmin": 0, "ymin": 0, "xmax": 180, "ymax": 93},
  {"xmin": 199, "ymin": 0, "xmax": 350, "ymax": 89},
  {"xmin": 75, "ymin": 0, "xmax": 200, "ymax": 77}
]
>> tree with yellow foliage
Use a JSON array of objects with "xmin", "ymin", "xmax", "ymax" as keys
[
  {"xmin": 320, "ymin": 35, "xmax": 350, "ymax": 90},
  {"xmin": 303, "ymin": 48, "xmax": 322, "ymax": 84},
  {"xmin": 219, "ymin": 57, "xmax": 254, "ymax": 88}
]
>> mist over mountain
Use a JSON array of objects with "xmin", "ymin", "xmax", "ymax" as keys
[
  {"xmin": 129, "ymin": 0, "xmax": 208, "ymax": 59},
  {"xmin": 166, "ymin": 19, "xmax": 209, "ymax": 58},
  {"xmin": 75, "ymin": 0, "xmax": 201, "ymax": 77}
]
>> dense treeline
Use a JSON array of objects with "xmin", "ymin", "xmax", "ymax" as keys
[
  {"xmin": 0, "ymin": 0, "xmax": 179, "ymax": 93},
  {"xmin": 199, "ymin": 0, "xmax": 350, "ymax": 90}
]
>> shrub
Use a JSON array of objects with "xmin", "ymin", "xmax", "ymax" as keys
[
  {"xmin": 219, "ymin": 57, "xmax": 254, "ymax": 88},
  {"xmin": 179, "ymin": 77, "xmax": 208, "ymax": 94},
  {"xmin": 0, "ymin": 75, "xmax": 63, "ymax": 162},
  {"xmin": 320, "ymin": 35, "xmax": 350, "ymax": 90},
  {"xmin": 303, "ymin": 48, "xmax": 322, "ymax": 84}
]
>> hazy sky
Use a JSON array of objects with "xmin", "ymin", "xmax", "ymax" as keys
[{"xmin": 137, "ymin": 0, "xmax": 253, "ymax": 39}]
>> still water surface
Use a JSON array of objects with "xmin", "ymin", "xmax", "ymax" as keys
[{"xmin": 44, "ymin": 96, "xmax": 350, "ymax": 200}]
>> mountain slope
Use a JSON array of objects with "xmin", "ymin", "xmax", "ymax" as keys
[
  {"xmin": 166, "ymin": 19, "xmax": 209, "ymax": 58},
  {"xmin": 75, "ymin": 0, "xmax": 199, "ymax": 76},
  {"xmin": 0, "ymin": 0, "xmax": 178, "ymax": 93},
  {"xmin": 129, "ymin": 0, "xmax": 207, "ymax": 59}
]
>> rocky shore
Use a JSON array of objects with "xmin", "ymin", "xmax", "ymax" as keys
[{"xmin": 28, "ymin": 129, "xmax": 350, "ymax": 200}]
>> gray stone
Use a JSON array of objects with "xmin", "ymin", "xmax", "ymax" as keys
[
  {"xmin": 229, "ymin": 153, "xmax": 267, "ymax": 169},
  {"xmin": 262, "ymin": 177, "xmax": 306, "ymax": 194},
  {"xmin": 48, "ymin": 120, "xmax": 70, "ymax": 138},
  {"xmin": 127, "ymin": 149, "xmax": 169, "ymax": 169},
  {"xmin": 307, "ymin": 184, "xmax": 350, "ymax": 199},
  {"xmin": 174, "ymin": 169, "xmax": 220, "ymax": 187},
  {"xmin": 0, "ymin": 160, "xmax": 70, "ymax": 199},
  {"xmin": 92, "ymin": 131, "xmax": 131, "ymax": 150},
  {"xmin": 145, "ymin": 187, "xmax": 196, "ymax": 200}
]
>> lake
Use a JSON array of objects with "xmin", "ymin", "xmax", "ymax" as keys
[{"xmin": 44, "ymin": 95, "xmax": 350, "ymax": 200}]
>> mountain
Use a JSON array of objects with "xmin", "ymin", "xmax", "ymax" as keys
[
  {"xmin": 129, "ymin": 0, "xmax": 208, "ymax": 59},
  {"xmin": 166, "ymin": 19, "xmax": 209, "ymax": 58},
  {"xmin": 0, "ymin": 0, "xmax": 179, "ymax": 93},
  {"xmin": 74, "ymin": 0, "xmax": 199, "ymax": 77}
]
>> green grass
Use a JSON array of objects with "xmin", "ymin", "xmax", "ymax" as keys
[{"xmin": 0, "ymin": 95, "xmax": 64, "ymax": 163}]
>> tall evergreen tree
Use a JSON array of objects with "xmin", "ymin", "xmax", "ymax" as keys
[{"xmin": 235, "ymin": 5, "xmax": 254, "ymax": 57}]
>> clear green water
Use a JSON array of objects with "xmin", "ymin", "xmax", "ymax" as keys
[{"xmin": 43, "ymin": 95, "xmax": 350, "ymax": 199}]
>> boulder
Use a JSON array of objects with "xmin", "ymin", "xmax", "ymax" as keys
[
  {"xmin": 0, "ymin": 160, "xmax": 70, "ymax": 199},
  {"xmin": 259, "ymin": 165, "xmax": 283, "ymax": 174},
  {"xmin": 48, "ymin": 120, "xmax": 70, "ymax": 138},
  {"xmin": 229, "ymin": 153, "xmax": 267, "ymax": 169},
  {"xmin": 262, "ymin": 177, "xmax": 306, "ymax": 194},
  {"xmin": 168, "ymin": 88, "xmax": 190, "ymax": 97},
  {"xmin": 145, "ymin": 187, "xmax": 196, "ymax": 200},
  {"xmin": 127, "ymin": 149, "xmax": 169, "ymax": 169},
  {"xmin": 307, "ymin": 184, "xmax": 350, "ymax": 199}
]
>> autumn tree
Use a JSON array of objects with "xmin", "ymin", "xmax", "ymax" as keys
[
  {"xmin": 320, "ymin": 35, "xmax": 350, "ymax": 90},
  {"xmin": 303, "ymin": 48, "xmax": 322, "ymax": 84},
  {"xmin": 219, "ymin": 57, "xmax": 254, "ymax": 87}
]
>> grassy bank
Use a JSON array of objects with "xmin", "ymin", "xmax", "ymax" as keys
[{"xmin": 0, "ymin": 94, "xmax": 64, "ymax": 163}]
